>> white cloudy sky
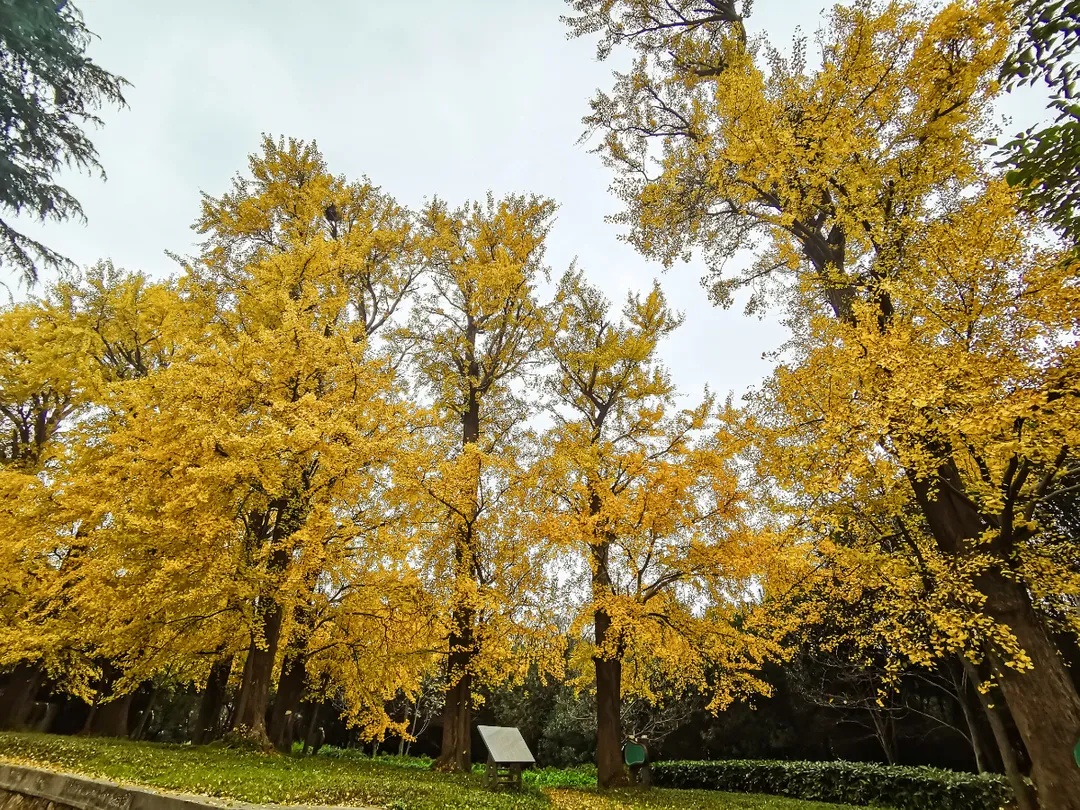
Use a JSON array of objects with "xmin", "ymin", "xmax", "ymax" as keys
[{"xmin": 2, "ymin": 0, "xmax": 1051, "ymax": 404}]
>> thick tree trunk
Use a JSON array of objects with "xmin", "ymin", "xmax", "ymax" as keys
[
  {"xmin": 435, "ymin": 613, "xmax": 474, "ymax": 772},
  {"xmin": 194, "ymin": 656, "xmax": 233, "ymax": 744},
  {"xmin": 230, "ymin": 600, "xmax": 284, "ymax": 744},
  {"xmin": 231, "ymin": 509, "xmax": 295, "ymax": 748},
  {"xmin": 269, "ymin": 653, "xmax": 307, "ymax": 752},
  {"xmin": 0, "ymin": 663, "xmax": 43, "ymax": 730},
  {"xmin": 987, "ymin": 604, "xmax": 1080, "ymax": 810},
  {"xmin": 594, "ymin": 607, "xmax": 628, "ymax": 789},
  {"xmin": 434, "ymin": 384, "xmax": 481, "ymax": 773},
  {"xmin": 910, "ymin": 468, "xmax": 1080, "ymax": 809},
  {"xmin": 588, "ymin": 481, "xmax": 629, "ymax": 790},
  {"xmin": 963, "ymin": 659, "xmax": 1037, "ymax": 810},
  {"xmin": 86, "ymin": 693, "xmax": 134, "ymax": 738}
]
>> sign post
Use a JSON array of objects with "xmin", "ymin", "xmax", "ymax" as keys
[{"xmin": 476, "ymin": 725, "xmax": 536, "ymax": 791}]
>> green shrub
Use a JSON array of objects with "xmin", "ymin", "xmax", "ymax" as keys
[{"xmin": 653, "ymin": 759, "xmax": 1012, "ymax": 810}]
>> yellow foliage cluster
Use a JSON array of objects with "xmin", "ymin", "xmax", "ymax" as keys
[
  {"xmin": 0, "ymin": 137, "xmax": 788, "ymax": 743},
  {"xmin": 571, "ymin": 0, "xmax": 1080, "ymax": 796},
  {"xmin": 533, "ymin": 271, "xmax": 790, "ymax": 711}
]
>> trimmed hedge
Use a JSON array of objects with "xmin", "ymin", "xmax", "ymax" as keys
[{"xmin": 653, "ymin": 759, "xmax": 1013, "ymax": 810}]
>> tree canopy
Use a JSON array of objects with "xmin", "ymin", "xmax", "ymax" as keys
[{"xmin": 1, "ymin": 3, "xmax": 1079, "ymax": 807}]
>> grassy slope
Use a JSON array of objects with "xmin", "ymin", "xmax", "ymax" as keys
[{"xmin": 0, "ymin": 733, "xmax": 865, "ymax": 810}]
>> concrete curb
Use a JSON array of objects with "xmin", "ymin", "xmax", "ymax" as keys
[{"xmin": 0, "ymin": 763, "xmax": 377, "ymax": 810}]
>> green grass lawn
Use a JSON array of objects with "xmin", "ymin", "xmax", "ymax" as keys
[{"xmin": 0, "ymin": 732, "xmax": 869, "ymax": 810}]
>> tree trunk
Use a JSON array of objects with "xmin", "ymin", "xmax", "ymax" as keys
[
  {"xmin": 230, "ymin": 600, "xmax": 284, "ymax": 744},
  {"xmin": 588, "ymin": 480, "xmax": 629, "ymax": 790},
  {"xmin": 434, "ymin": 614, "xmax": 474, "ymax": 771},
  {"xmin": 80, "ymin": 704, "xmax": 97, "ymax": 735},
  {"xmin": 32, "ymin": 702, "xmax": 58, "ymax": 734},
  {"xmin": 948, "ymin": 657, "xmax": 1001, "ymax": 774},
  {"xmin": 987, "ymin": 613, "xmax": 1080, "ymax": 810},
  {"xmin": 231, "ymin": 516, "xmax": 294, "ymax": 747},
  {"xmin": 594, "ymin": 606, "xmax": 629, "ymax": 788},
  {"xmin": 86, "ymin": 693, "xmax": 134, "ymax": 738},
  {"xmin": 0, "ymin": 663, "xmax": 43, "ymax": 730},
  {"xmin": 869, "ymin": 710, "xmax": 896, "ymax": 765},
  {"xmin": 269, "ymin": 653, "xmax": 307, "ymax": 752},
  {"xmin": 963, "ymin": 659, "xmax": 1037, "ymax": 810},
  {"xmin": 910, "ymin": 467, "xmax": 1080, "ymax": 809},
  {"xmin": 132, "ymin": 685, "xmax": 158, "ymax": 741},
  {"xmin": 227, "ymin": 652, "xmax": 253, "ymax": 732},
  {"xmin": 194, "ymin": 656, "xmax": 233, "ymax": 744},
  {"xmin": 401, "ymin": 693, "xmax": 424, "ymax": 756},
  {"xmin": 434, "ymin": 384, "xmax": 481, "ymax": 773},
  {"xmin": 303, "ymin": 700, "xmax": 324, "ymax": 755}
]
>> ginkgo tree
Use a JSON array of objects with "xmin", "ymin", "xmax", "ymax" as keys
[
  {"xmin": 740, "ymin": 179, "xmax": 1080, "ymax": 800},
  {"xmin": 534, "ymin": 271, "xmax": 789, "ymax": 787},
  {"xmin": 61, "ymin": 137, "xmax": 437, "ymax": 746},
  {"xmin": 0, "ymin": 263, "xmax": 184, "ymax": 731},
  {"xmin": 0, "ymin": 299, "xmax": 93, "ymax": 728},
  {"xmin": 396, "ymin": 193, "xmax": 561, "ymax": 771},
  {"xmin": 568, "ymin": 0, "xmax": 1080, "ymax": 804}
]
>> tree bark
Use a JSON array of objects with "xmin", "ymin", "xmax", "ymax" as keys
[
  {"xmin": 86, "ymin": 693, "xmax": 134, "ymax": 738},
  {"xmin": 269, "ymin": 653, "xmax": 307, "ymax": 752},
  {"xmin": 987, "ymin": 609, "xmax": 1080, "ymax": 810},
  {"xmin": 231, "ymin": 502, "xmax": 298, "ymax": 747},
  {"xmin": 963, "ymin": 659, "xmax": 1037, "ymax": 810},
  {"xmin": 910, "ymin": 466, "xmax": 1080, "ymax": 809},
  {"xmin": 869, "ymin": 710, "xmax": 897, "ymax": 765},
  {"xmin": 132, "ymin": 686, "xmax": 157, "ymax": 741},
  {"xmin": 947, "ymin": 658, "xmax": 1001, "ymax": 774},
  {"xmin": 303, "ymin": 700, "xmax": 325, "ymax": 755},
  {"xmin": 594, "ymin": 606, "xmax": 629, "ymax": 788},
  {"xmin": 230, "ymin": 599, "xmax": 284, "ymax": 744},
  {"xmin": 269, "ymin": 601, "xmax": 316, "ymax": 753},
  {"xmin": 435, "ymin": 614, "xmax": 474, "ymax": 771},
  {"xmin": 194, "ymin": 655, "xmax": 233, "ymax": 744},
  {"xmin": 0, "ymin": 663, "xmax": 44, "ymax": 730},
  {"xmin": 587, "ymin": 478, "xmax": 630, "ymax": 789},
  {"xmin": 270, "ymin": 656, "xmax": 306, "ymax": 751},
  {"xmin": 434, "ymin": 380, "xmax": 481, "ymax": 773},
  {"xmin": 228, "ymin": 650, "xmax": 253, "ymax": 732}
]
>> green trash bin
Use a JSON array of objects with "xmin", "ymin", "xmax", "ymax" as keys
[
  {"xmin": 623, "ymin": 740, "xmax": 651, "ymax": 787},
  {"xmin": 624, "ymin": 742, "xmax": 647, "ymax": 768},
  {"xmin": 1074, "ymin": 736, "xmax": 1080, "ymax": 769}
]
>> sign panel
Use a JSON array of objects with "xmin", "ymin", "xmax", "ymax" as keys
[{"xmin": 477, "ymin": 725, "xmax": 536, "ymax": 764}]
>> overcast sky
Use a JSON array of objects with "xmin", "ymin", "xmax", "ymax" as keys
[{"xmin": 2, "ymin": 0, "xmax": 1051, "ymax": 404}]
